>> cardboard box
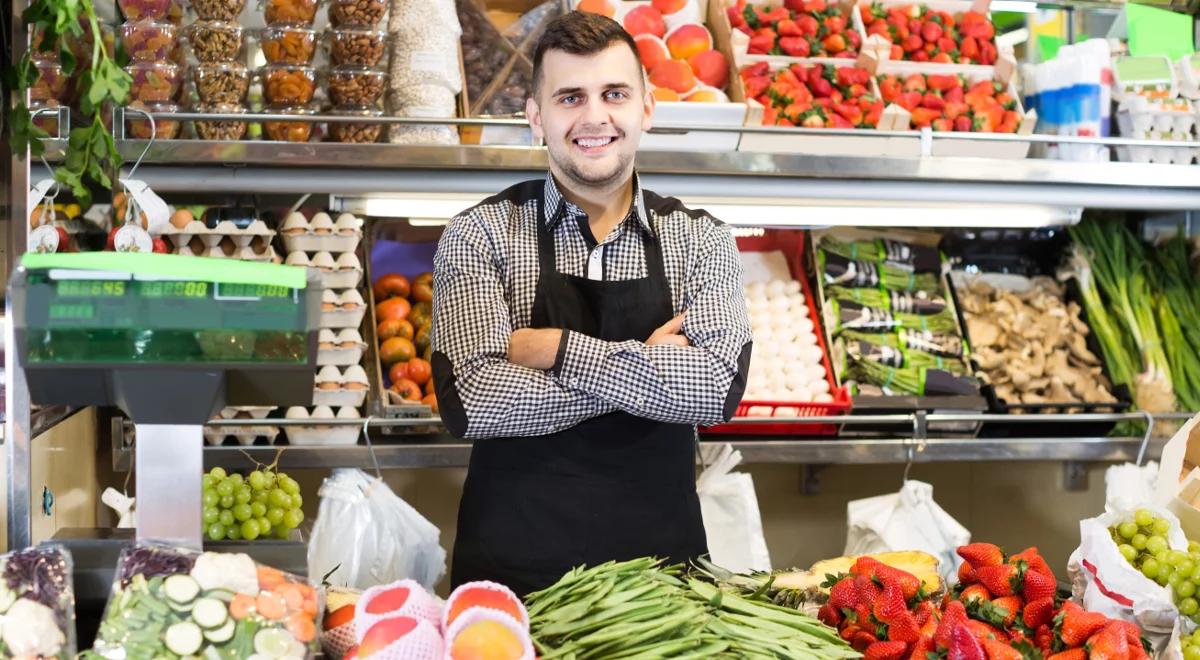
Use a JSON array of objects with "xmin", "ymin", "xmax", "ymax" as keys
[
  {"xmin": 710, "ymin": 0, "xmax": 868, "ymax": 69},
  {"xmin": 1156, "ymin": 414, "xmax": 1200, "ymax": 541}
]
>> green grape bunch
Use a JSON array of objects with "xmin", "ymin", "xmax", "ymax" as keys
[
  {"xmin": 200, "ymin": 467, "xmax": 305, "ymax": 542},
  {"xmin": 1108, "ymin": 509, "xmax": 1200, "ymax": 624}
]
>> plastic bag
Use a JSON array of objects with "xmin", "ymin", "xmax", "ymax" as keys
[
  {"xmin": 696, "ymin": 444, "xmax": 772, "ymax": 573},
  {"xmin": 1066, "ymin": 506, "xmax": 1183, "ymax": 656},
  {"xmin": 308, "ymin": 469, "xmax": 446, "ymax": 591},
  {"xmin": 0, "ymin": 544, "xmax": 76, "ymax": 659},
  {"xmin": 844, "ymin": 480, "xmax": 970, "ymax": 582},
  {"xmin": 91, "ymin": 542, "xmax": 320, "ymax": 658},
  {"xmin": 1106, "ymin": 462, "xmax": 1160, "ymax": 513}
]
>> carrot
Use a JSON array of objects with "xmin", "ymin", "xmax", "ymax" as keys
[
  {"xmin": 302, "ymin": 596, "xmax": 318, "ymax": 617},
  {"xmin": 257, "ymin": 591, "xmax": 287, "ymax": 621},
  {"xmin": 287, "ymin": 612, "xmax": 317, "ymax": 643},
  {"xmin": 257, "ymin": 566, "xmax": 285, "ymax": 591},
  {"xmin": 277, "ymin": 583, "xmax": 304, "ymax": 610},
  {"xmin": 230, "ymin": 593, "xmax": 256, "ymax": 620}
]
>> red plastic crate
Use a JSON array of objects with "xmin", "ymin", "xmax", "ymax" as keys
[{"xmin": 704, "ymin": 230, "xmax": 852, "ymax": 436}]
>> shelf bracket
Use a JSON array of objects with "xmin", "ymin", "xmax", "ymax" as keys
[
  {"xmin": 1061, "ymin": 461, "xmax": 1088, "ymax": 491},
  {"xmin": 802, "ymin": 464, "xmax": 829, "ymax": 496}
]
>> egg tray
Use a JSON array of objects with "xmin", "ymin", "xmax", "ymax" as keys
[
  {"xmin": 167, "ymin": 233, "xmax": 278, "ymax": 262},
  {"xmin": 283, "ymin": 424, "xmax": 360, "ymax": 446},
  {"xmin": 286, "ymin": 252, "xmax": 364, "ymax": 290},
  {"xmin": 318, "ymin": 344, "xmax": 365, "ymax": 367},
  {"xmin": 312, "ymin": 387, "xmax": 368, "ymax": 407},
  {"xmin": 164, "ymin": 219, "xmax": 276, "ymax": 239},
  {"xmin": 282, "ymin": 233, "xmax": 362, "ymax": 255},
  {"xmin": 216, "ymin": 406, "xmax": 277, "ymax": 419},
  {"xmin": 203, "ymin": 426, "xmax": 281, "ymax": 446},
  {"xmin": 321, "ymin": 306, "xmax": 366, "ymax": 329}
]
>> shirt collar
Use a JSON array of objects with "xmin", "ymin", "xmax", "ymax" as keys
[{"xmin": 543, "ymin": 171, "xmax": 653, "ymax": 237}]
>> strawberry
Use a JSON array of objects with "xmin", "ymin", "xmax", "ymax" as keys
[
  {"xmin": 896, "ymin": 91, "xmax": 922, "ymax": 111},
  {"xmin": 910, "ymin": 107, "xmax": 940, "ymax": 127},
  {"xmin": 1086, "ymin": 623, "xmax": 1129, "ymax": 660},
  {"xmin": 875, "ymin": 582, "xmax": 909, "ymax": 623},
  {"xmin": 1035, "ymin": 625, "xmax": 1054, "ymax": 656},
  {"xmin": 982, "ymin": 639, "xmax": 1022, "ymax": 660},
  {"xmin": 823, "ymin": 33, "xmax": 847, "ymax": 53},
  {"xmin": 776, "ymin": 19, "xmax": 802, "ymax": 37},
  {"xmin": 866, "ymin": 640, "xmax": 909, "ymax": 660},
  {"xmin": 910, "ymin": 635, "xmax": 936, "ymax": 660},
  {"xmin": 779, "ymin": 37, "xmax": 811, "ymax": 57},
  {"xmin": 1010, "ymin": 548, "xmax": 1054, "ymax": 579},
  {"xmin": 915, "ymin": 600, "xmax": 937, "ymax": 627},
  {"xmin": 1008, "ymin": 629, "xmax": 1030, "ymax": 646},
  {"xmin": 976, "ymin": 564, "xmax": 1018, "ymax": 598},
  {"xmin": 901, "ymin": 34, "xmax": 923, "ymax": 53},
  {"xmin": 959, "ymin": 544, "xmax": 1005, "ymax": 570},
  {"xmin": 876, "ymin": 565, "xmax": 924, "ymax": 602},
  {"xmin": 797, "ymin": 14, "xmax": 821, "ymax": 36},
  {"xmin": 824, "ymin": 14, "xmax": 847, "ymax": 33},
  {"xmin": 1022, "ymin": 569, "xmax": 1057, "ymax": 603},
  {"xmin": 55, "ymin": 226, "xmax": 72, "ymax": 252},
  {"xmin": 949, "ymin": 624, "xmax": 987, "ymax": 660},
  {"xmin": 842, "ymin": 625, "xmax": 862, "ymax": 642},
  {"xmin": 921, "ymin": 21, "xmax": 943, "ymax": 42},
  {"xmin": 812, "ymin": 77, "xmax": 833, "ymax": 98},
  {"xmin": 1047, "ymin": 650, "xmax": 1087, "ymax": 660},
  {"xmin": 960, "ymin": 35, "xmax": 980, "ymax": 60},
  {"xmin": 802, "ymin": 0, "xmax": 826, "ymax": 12},
  {"xmin": 958, "ymin": 561, "xmax": 978, "ymax": 586},
  {"xmin": 856, "ymin": 603, "xmax": 874, "ymax": 626},
  {"xmin": 944, "ymin": 85, "xmax": 965, "ymax": 103},
  {"xmin": 937, "ymin": 601, "xmax": 970, "ymax": 649},
  {"xmin": 990, "ymin": 596, "xmax": 1023, "ymax": 628},
  {"xmin": 819, "ymin": 603, "xmax": 844, "ymax": 627},
  {"xmin": 831, "ymin": 578, "xmax": 859, "ymax": 610},
  {"xmin": 1108, "ymin": 620, "xmax": 1149, "ymax": 656},
  {"xmin": 1056, "ymin": 609, "xmax": 1108, "ymax": 648},
  {"xmin": 1023, "ymin": 597, "xmax": 1055, "ymax": 630},
  {"xmin": 748, "ymin": 33, "xmax": 774, "ymax": 54},
  {"xmin": 965, "ymin": 620, "xmax": 1005, "ymax": 643},
  {"xmin": 887, "ymin": 611, "xmax": 923, "ymax": 644},
  {"xmin": 855, "ymin": 631, "xmax": 881, "ymax": 651},
  {"xmin": 922, "ymin": 93, "xmax": 947, "ymax": 111},
  {"xmin": 960, "ymin": 584, "xmax": 992, "ymax": 606}
]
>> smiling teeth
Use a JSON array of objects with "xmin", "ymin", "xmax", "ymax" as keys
[{"xmin": 576, "ymin": 137, "xmax": 613, "ymax": 147}]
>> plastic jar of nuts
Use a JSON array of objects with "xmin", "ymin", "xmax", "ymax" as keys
[
  {"xmin": 126, "ymin": 62, "xmax": 183, "ymax": 103},
  {"xmin": 194, "ymin": 103, "xmax": 248, "ymax": 140},
  {"xmin": 263, "ymin": 105, "xmax": 317, "ymax": 142},
  {"xmin": 327, "ymin": 107, "xmax": 383, "ymax": 143},
  {"xmin": 187, "ymin": 20, "xmax": 243, "ymax": 62},
  {"xmin": 189, "ymin": 0, "xmax": 245, "ymax": 21},
  {"xmin": 30, "ymin": 62, "xmax": 72, "ymax": 103},
  {"xmin": 262, "ymin": 0, "xmax": 319, "ymax": 26},
  {"xmin": 329, "ymin": 0, "xmax": 386, "ymax": 27},
  {"xmin": 327, "ymin": 28, "xmax": 387, "ymax": 67},
  {"xmin": 119, "ymin": 21, "xmax": 178, "ymax": 61},
  {"xmin": 125, "ymin": 101, "xmax": 182, "ymax": 139},
  {"xmin": 328, "ymin": 67, "xmax": 386, "ymax": 107},
  {"xmin": 193, "ymin": 62, "xmax": 249, "ymax": 104},
  {"xmin": 262, "ymin": 64, "xmax": 317, "ymax": 105},
  {"xmin": 260, "ymin": 26, "xmax": 318, "ymax": 64}
]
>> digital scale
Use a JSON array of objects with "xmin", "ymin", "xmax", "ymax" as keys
[{"xmin": 7, "ymin": 252, "xmax": 321, "ymax": 556}]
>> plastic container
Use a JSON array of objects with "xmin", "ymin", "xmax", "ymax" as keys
[
  {"xmin": 29, "ymin": 100, "xmax": 63, "ymax": 137},
  {"xmin": 126, "ymin": 101, "xmax": 181, "ymax": 139},
  {"xmin": 119, "ymin": 21, "xmax": 178, "ymax": 61},
  {"xmin": 119, "ymin": 0, "xmax": 174, "ymax": 21},
  {"xmin": 193, "ymin": 62, "xmax": 249, "ymax": 104},
  {"xmin": 328, "ymin": 67, "xmax": 385, "ymax": 106},
  {"xmin": 262, "ymin": 64, "xmax": 317, "ymax": 105},
  {"xmin": 125, "ymin": 62, "xmax": 182, "ymax": 103},
  {"xmin": 193, "ymin": 103, "xmax": 248, "ymax": 140},
  {"xmin": 187, "ymin": 20, "xmax": 243, "ymax": 62},
  {"xmin": 189, "ymin": 0, "xmax": 245, "ymax": 21},
  {"xmin": 29, "ymin": 26, "xmax": 59, "ymax": 63},
  {"xmin": 327, "ymin": 107, "xmax": 383, "ymax": 143},
  {"xmin": 263, "ymin": 0, "xmax": 319, "ymax": 25},
  {"xmin": 317, "ymin": 328, "xmax": 366, "ymax": 366},
  {"xmin": 280, "ymin": 213, "xmax": 362, "ymax": 252},
  {"xmin": 327, "ymin": 27, "xmax": 387, "ymax": 67},
  {"xmin": 30, "ymin": 62, "xmax": 72, "ymax": 103},
  {"xmin": 0, "ymin": 545, "xmax": 77, "ymax": 659},
  {"xmin": 260, "ymin": 26, "xmax": 318, "ymax": 64},
  {"xmin": 329, "ymin": 0, "xmax": 386, "ymax": 27},
  {"xmin": 264, "ymin": 105, "xmax": 316, "ymax": 142},
  {"xmin": 282, "ymin": 407, "xmax": 361, "ymax": 445}
]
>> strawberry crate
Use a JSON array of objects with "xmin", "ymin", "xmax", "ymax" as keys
[
  {"xmin": 705, "ymin": 230, "xmax": 851, "ymax": 436},
  {"xmin": 711, "ymin": 0, "xmax": 867, "ymax": 67},
  {"xmin": 853, "ymin": 0, "xmax": 1016, "ymax": 79}
]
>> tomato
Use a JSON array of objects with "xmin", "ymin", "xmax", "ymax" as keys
[
  {"xmin": 424, "ymin": 378, "xmax": 435, "ymax": 396},
  {"xmin": 421, "ymin": 393, "xmax": 438, "ymax": 413},
  {"xmin": 377, "ymin": 319, "xmax": 413, "ymax": 341},
  {"xmin": 407, "ymin": 357, "xmax": 431, "ymax": 386},
  {"xmin": 411, "ymin": 280, "xmax": 433, "ymax": 304},
  {"xmin": 388, "ymin": 360, "xmax": 410, "ymax": 385},
  {"xmin": 390, "ymin": 378, "xmax": 421, "ymax": 402},
  {"xmin": 379, "ymin": 337, "xmax": 415, "ymax": 365},
  {"xmin": 372, "ymin": 273, "xmax": 410, "ymax": 301},
  {"xmin": 376, "ymin": 297, "xmax": 411, "ymax": 322}
]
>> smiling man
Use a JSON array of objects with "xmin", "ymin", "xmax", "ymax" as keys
[{"xmin": 431, "ymin": 10, "xmax": 753, "ymax": 595}]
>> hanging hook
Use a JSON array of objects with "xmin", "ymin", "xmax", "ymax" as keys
[
  {"xmin": 902, "ymin": 437, "xmax": 915, "ymax": 486},
  {"xmin": 121, "ymin": 106, "xmax": 156, "ymax": 181},
  {"xmin": 360, "ymin": 416, "xmax": 383, "ymax": 480}
]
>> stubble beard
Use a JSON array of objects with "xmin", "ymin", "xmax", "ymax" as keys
[{"xmin": 550, "ymin": 141, "xmax": 634, "ymax": 193}]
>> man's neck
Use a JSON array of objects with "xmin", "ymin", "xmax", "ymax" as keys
[{"xmin": 552, "ymin": 166, "xmax": 635, "ymax": 243}]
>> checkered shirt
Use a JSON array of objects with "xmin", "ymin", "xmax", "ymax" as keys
[{"xmin": 431, "ymin": 172, "xmax": 752, "ymax": 439}]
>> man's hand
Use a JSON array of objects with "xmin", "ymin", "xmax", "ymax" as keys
[
  {"xmin": 647, "ymin": 313, "xmax": 689, "ymax": 347},
  {"xmin": 508, "ymin": 328, "xmax": 564, "ymax": 370}
]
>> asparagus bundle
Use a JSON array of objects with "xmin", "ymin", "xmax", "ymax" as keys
[
  {"xmin": 842, "ymin": 332, "xmax": 968, "ymax": 374},
  {"xmin": 829, "ymin": 299, "xmax": 959, "ymax": 336},
  {"xmin": 827, "ymin": 286, "xmax": 948, "ymax": 316},
  {"xmin": 818, "ymin": 235, "xmax": 942, "ymax": 273},
  {"xmin": 821, "ymin": 252, "xmax": 941, "ymax": 293},
  {"xmin": 845, "ymin": 356, "xmax": 977, "ymax": 396}
]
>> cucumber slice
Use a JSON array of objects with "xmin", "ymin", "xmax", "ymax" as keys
[
  {"xmin": 203, "ymin": 618, "xmax": 236, "ymax": 644},
  {"xmin": 204, "ymin": 589, "xmax": 236, "ymax": 603},
  {"xmin": 253, "ymin": 628, "xmax": 292, "ymax": 659},
  {"xmin": 165, "ymin": 621, "xmax": 204, "ymax": 656},
  {"xmin": 170, "ymin": 599, "xmax": 197, "ymax": 614},
  {"xmin": 192, "ymin": 598, "xmax": 228, "ymax": 629},
  {"xmin": 164, "ymin": 575, "xmax": 201, "ymax": 604}
]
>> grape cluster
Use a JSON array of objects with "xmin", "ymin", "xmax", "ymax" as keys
[
  {"xmin": 1109, "ymin": 509, "xmax": 1200, "ymax": 623},
  {"xmin": 1182, "ymin": 628, "xmax": 1200, "ymax": 660},
  {"xmin": 201, "ymin": 467, "xmax": 305, "ymax": 542}
]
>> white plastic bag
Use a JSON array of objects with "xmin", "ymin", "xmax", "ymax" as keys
[
  {"xmin": 1066, "ymin": 505, "xmax": 1183, "ymax": 656},
  {"xmin": 1106, "ymin": 462, "xmax": 1160, "ymax": 513},
  {"xmin": 696, "ymin": 444, "xmax": 771, "ymax": 573},
  {"xmin": 308, "ymin": 469, "xmax": 446, "ymax": 591},
  {"xmin": 844, "ymin": 480, "xmax": 970, "ymax": 582}
]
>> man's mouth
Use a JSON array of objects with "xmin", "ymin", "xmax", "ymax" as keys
[{"xmin": 572, "ymin": 135, "xmax": 618, "ymax": 152}]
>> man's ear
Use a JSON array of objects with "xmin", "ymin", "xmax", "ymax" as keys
[
  {"xmin": 642, "ymin": 82, "xmax": 655, "ymax": 132},
  {"xmin": 526, "ymin": 96, "xmax": 544, "ymax": 141}
]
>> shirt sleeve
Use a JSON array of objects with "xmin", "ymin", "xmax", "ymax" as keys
[
  {"xmin": 554, "ymin": 221, "xmax": 753, "ymax": 425},
  {"xmin": 430, "ymin": 210, "xmax": 614, "ymax": 439}
]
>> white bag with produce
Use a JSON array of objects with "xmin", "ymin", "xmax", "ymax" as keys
[
  {"xmin": 1155, "ymin": 414, "xmax": 1200, "ymax": 541},
  {"xmin": 843, "ymin": 480, "xmax": 970, "ymax": 582},
  {"xmin": 696, "ymin": 444, "xmax": 772, "ymax": 573},
  {"xmin": 307, "ymin": 469, "xmax": 446, "ymax": 591},
  {"xmin": 1108, "ymin": 461, "xmax": 1161, "ymax": 513},
  {"xmin": 1067, "ymin": 506, "xmax": 1185, "ymax": 656}
]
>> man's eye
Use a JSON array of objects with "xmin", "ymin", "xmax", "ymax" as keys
[
  {"xmin": 605, "ymin": 90, "xmax": 628, "ymax": 101},
  {"xmin": 561, "ymin": 95, "xmax": 580, "ymax": 105}
]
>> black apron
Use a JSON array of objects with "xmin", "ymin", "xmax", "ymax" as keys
[{"xmin": 450, "ymin": 189, "xmax": 708, "ymax": 597}]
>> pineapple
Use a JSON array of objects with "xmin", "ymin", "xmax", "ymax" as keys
[{"xmin": 697, "ymin": 550, "xmax": 944, "ymax": 611}]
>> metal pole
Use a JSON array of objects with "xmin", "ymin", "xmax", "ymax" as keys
[{"xmin": 5, "ymin": 294, "xmax": 31, "ymax": 550}]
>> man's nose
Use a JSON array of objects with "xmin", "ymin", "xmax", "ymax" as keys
[{"xmin": 580, "ymin": 96, "xmax": 610, "ymax": 126}]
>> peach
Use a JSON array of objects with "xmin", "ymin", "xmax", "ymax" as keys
[
  {"xmin": 687, "ymin": 49, "xmax": 728, "ymax": 89},
  {"xmin": 575, "ymin": 0, "xmax": 615, "ymax": 17},
  {"xmin": 635, "ymin": 34, "xmax": 670, "ymax": 72},
  {"xmin": 358, "ymin": 617, "xmax": 418, "ymax": 657},
  {"xmin": 648, "ymin": 59, "xmax": 697, "ymax": 94},
  {"xmin": 666, "ymin": 23, "xmax": 712, "ymax": 61},
  {"xmin": 651, "ymin": 0, "xmax": 688, "ymax": 15},
  {"xmin": 652, "ymin": 87, "xmax": 680, "ymax": 101},
  {"xmin": 449, "ymin": 620, "xmax": 525, "ymax": 660},
  {"xmin": 685, "ymin": 86, "xmax": 729, "ymax": 103},
  {"xmin": 447, "ymin": 587, "xmax": 527, "ymax": 628},
  {"xmin": 623, "ymin": 5, "xmax": 665, "ymax": 38}
]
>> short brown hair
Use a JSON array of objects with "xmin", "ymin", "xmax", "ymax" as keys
[{"xmin": 531, "ymin": 11, "xmax": 643, "ymax": 96}]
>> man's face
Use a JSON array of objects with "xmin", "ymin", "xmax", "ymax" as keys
[{"xmin": 527, "ymin": 43, "xmax": 654, "ymax": 190}]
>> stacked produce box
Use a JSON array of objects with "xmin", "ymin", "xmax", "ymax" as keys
[{"xmin": 1112, "ymin": 55, "xmax": 1199, "ymax": 165}]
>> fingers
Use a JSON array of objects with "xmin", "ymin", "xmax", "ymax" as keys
[
  {"xmin": 658, "ymin": 312, "xmax": 686, "ymax": 335},
  {"xmin": 647, "ymin": 334, "xmax": 689, "ymax": 347}
]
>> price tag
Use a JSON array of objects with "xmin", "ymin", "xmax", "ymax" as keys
[{"xmin": 119, "ymin": 179, "xmax": 170, "ymax": 233}]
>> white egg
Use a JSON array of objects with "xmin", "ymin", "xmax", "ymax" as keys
[
  {"xmin": 807, "ymin": 364, "xmax": 829, "ymax": 383},
  {"xmin": 756, "ymin": 333, "xmax": 777, "ymax": 351},
  {"xmin": 310, "ymin": 405, "xmax": 336, "ymax": 420},
  {"xmin": 814, "ymin": 392, "xmax": 834, "ymax": 403},
  {"xmin": 785, "ymin": 280, "xmax": 801, "ymax": 294},
  {"xmin": 774, "ymin": 327, "xmax": 799, "ymax": 345},
  {"xmin": 779, "ymin": 343, "xmax": 803, "ymax": 361},
  {"xmin": 795, "ymin": 317, "xmax": 815, "ymax": 335},
  {"xmin": 801, "ymin": 345, "xmax": 824, "ymax": 364},
  {"xmin": 782, "ymin": 361, "xmax": 807, "ymax": 376},
  {"xmin": 786, "ymin": 374, "xmax": 810, "ymax": 392},
  {"xmin": 746, "ymin": 282, "xmax": 767, "ymax": 300},
  {"xmin": 796, "ymin": 330, "xmax": 818, "ymax": 348},
  {"xmin": 766, "ymin": 280, "xmax": 787, "ymax": 298},
  {"xmin": 790, "ymin": 386, "xmax": 813, "ymax": 401},
  {"xmin": 787, "ymin": 291, "xmax": 806, "ymax": 307},
  {"xmin": 766, "ymin": 369, "xmax": 788, "ymax": 387},
  {"xmin": 747, "ymin": 405, "xmax": 773, "ymax": 417},
  {"xmin": 768, "ymin": 297, "xmax": 790, "ymax": 313},
  {"xmin": 284, "ymin": 406, "xmax": 309, "ymax": 419},
  {"xmin": 769, "ymin": 388, "xmax": 793, "ymax": 400},
  {"xmin": 810, "ymin": 379, "xmax": 831, "ymax": 395},
  {"xmin": 747, "ymin": 299, "xmax": 770, "ymax": 314},
  {"xmin": 774, "ymin": 406, "xmax": 800, "ymax": 417}
]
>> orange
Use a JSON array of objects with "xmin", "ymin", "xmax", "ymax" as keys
[
  {"xmin": 380, "ymin": 337, "xmax": 415, "ymax": 365},
  {"xmin": 376, "ymin": 297, "xmax": 412, "ymax": 322},
  {"xmin": 407, "ymin": 357, "xmax": 432, "ymax": 386}
]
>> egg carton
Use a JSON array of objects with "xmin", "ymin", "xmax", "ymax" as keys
[
  {"xmin": 168, "ymin": 233, "xmax": 278, "ymax": 262},
  {"xmin": 286, "ymin": 251, "xmax": 364, "ymax": 290},
  {"xmin": 282, "ymin": 406, "xmax": 362, "ymax": 446},
  {"xmin": 164, "ymin": 219, "xmax": 275, "ymax": 241},
  {"xmin": 203, "ymin": 426, "xmax": 281, "ymax": 446},
  {"xmin": 1180, "ymin": 54, "xmax": 1200, "ymax": 100},
  {"xmin": 216, "ymin": 406, "xmax": 277, "ymax": 419},
  {"xmin": 321, "ymin": 289, "xmax": 367, "ymax": 328},
  {"xmin": 314, "ymin": 364, "xmax": 369, "ymax": 407},
  {"xmin": 1116, "ymin": 96, "xmax": 1197, "ymax": 137},
  {"xmin": 317, "ymin": 329, "xmax": 366, "ymax": 367},
  {"xmin": 1115, "ymin": 146, "xmax": 1198, "ymax": 165},
  {"xmin": 281, "ymin": 211, "xmax": 363, "ymax": 254}
]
